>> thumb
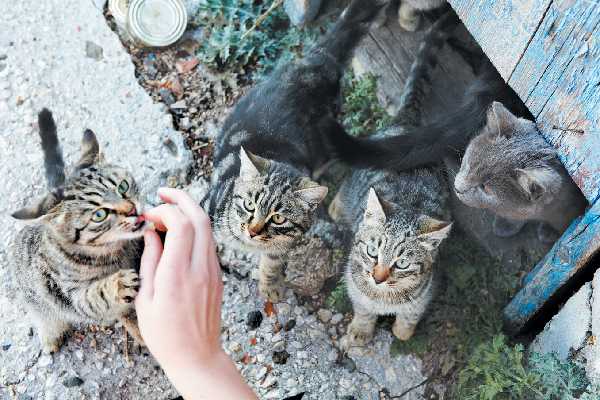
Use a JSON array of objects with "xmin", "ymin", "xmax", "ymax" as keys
[{"xmin": 137, "ymin": 229, "xmax": 163, "ymax": 303}]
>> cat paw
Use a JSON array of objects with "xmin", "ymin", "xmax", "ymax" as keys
[
  {"xmin": 392, "ymin": 320, "xmax": 416, "ymax": 341},
  {"xmin": 259, "ymin": 279, "xmax": 286, "ymax": 302},
  {"xmin": 113, "ymin": 269, "xmax": 140, "ymax": 305},
  {"xmin": 348, "ymin": 323, "xmax": 374, "ymax": 346},
  {"xmin": 39, "ymin": 333, "xmax": 63, "ymax": 354},
  {"xmin": 328, "ymin": 194, "xmax": 344, "ymax": 222},
  {"xmin": 398, "ymin": 3, "xmax": 420, "ymax": 31},
  {"xmin": 492, "ymin": 215, "xmax": 526, "ymax": 238},
  {"xmin": 538, "ymin": 222, "xmax": 560, "ymax": 243}
]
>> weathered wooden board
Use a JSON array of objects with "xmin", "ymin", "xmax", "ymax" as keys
[
  {"xmin": 353, "ymin": 12, "xmax": 475, "ymax": 121},
  {"xmin": 504, "ymin": 200, "xmax": 600, "ymax": 335},
  {"xmin": 510, "ymin": 0, "xmax": 600, "ymax": 204},
  {"xmin": 447, "ymin": 0, "xmax": 551, "ymax": 80}
]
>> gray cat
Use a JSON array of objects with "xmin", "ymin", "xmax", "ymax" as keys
[
  {"xmin": 379, "ymin": 0, "xmax": 447, "ymax": 31},
  {"xmin": 329, "ymin": 12, "xmax": 457, "ymax": 344},
  {"xmin": 454, "ymin": 102, "xmax": 588, "ymax": 243},
  {"xmin": 10, "ymin": 108, "xmax": 146, "ymax": 354},
  {"xmin": 204, "ymin": 0, "xmax": 388, "ymax": 302}
]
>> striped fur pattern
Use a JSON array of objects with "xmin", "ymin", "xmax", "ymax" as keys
[
  {"xmin": 330, "ymin": 13, "xmax": 455, "ymax": 344},
  {"xmin": 454, "ymin": 102, "xmax": 588, "ymax": 243},
  {"xmin": 10, "ymin": 109, "xmax": 146, "ymax": 354},
  {"xmin": 204, "ymin": 0, "xmax": 388, "ymax": 302}
]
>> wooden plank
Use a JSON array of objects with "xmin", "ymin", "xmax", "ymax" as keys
[
  {"xmin": 353, "ymin": 14, "xmax": 475, "ymax": 121},
  {"xmin": 509, "ymin": 0, "xmax": 600, "ymax": 203},
  {"xmin": 503, "ymin": 200, "xmax": 600, "ymax": 335},
  {"xmin": 448, "ymin": 0, "xmax": 551, "ymax": 80}
]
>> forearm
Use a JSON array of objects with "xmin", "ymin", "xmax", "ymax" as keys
[{"xmin": 165, "ymin": 351, "xmax": 259, "ymax": 400}]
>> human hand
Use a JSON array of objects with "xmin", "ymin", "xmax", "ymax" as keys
[{"xmin": 135, "ymin": 188, "xmax": 257, "ymax": 399}]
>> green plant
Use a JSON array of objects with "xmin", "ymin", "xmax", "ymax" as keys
[
  {"xmin": 340, "ymin": 69, "xmax": 391, "ymax": 137},
  {"xmin": 196, "ymin": 0, "xmax": 340, "ymax": 79},
  {"xmin": 326, "ymin": 275, "xmax": 353, "ymax": 314},
  {"xmin": 454, "ymin": 333, "xmax": 600, "ymax": 400},
  {"xmin": 388, "ymin": 321, "xmax": 436, "ymax": 357}
]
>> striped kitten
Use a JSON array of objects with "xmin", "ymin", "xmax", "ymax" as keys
[
  {"xmin": 205, "ymin": 0, "xmax": 388, "ymax": 302},
  {"xmin": 329, "ymin": 12, "xmax": 457, "ymax": 344},
  {"xmin": 10, "ymin": 108, "xmax": 146, "ymax": 354}
]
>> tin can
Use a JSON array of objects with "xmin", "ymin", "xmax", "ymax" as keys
[
  {"xmin": 125, "ymin": 0, "xmax": 187, "ymax": 48},
  {"xmin": 108, "ymin": 0, "xmax": 129, "ymax": 24}
]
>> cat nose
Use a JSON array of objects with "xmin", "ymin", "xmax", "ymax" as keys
[
  {"xmin": 373, "ymin": 276, "xmax": 385, "ymax": 284},
  {"xmin": 125, "ymin": 204, "xmax": 137, "ymax": 216},
  {"xmin": 249, "ymin": 229, "xmax": 260, "ymax": 237}
]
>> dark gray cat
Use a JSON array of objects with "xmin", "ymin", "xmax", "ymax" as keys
[
  {"xmin": 329, "ymin": 12, "xmax": 457, "ymax": 344},
  {"xmin": 204, "ymin": 0, "xmax": 388, "ymax": 302},
  {"xmin": 11, "ymin": 109, "xmax": 146, "ymax": 354},
  {"xmin": 454, "ymin": 102, "xmax": 588, "ymax": 242}
]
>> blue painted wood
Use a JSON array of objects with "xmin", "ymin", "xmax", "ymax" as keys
[
  {"xmin": 447, "ymin": 0, "xmax": 551, "ymax": 79},
  {"xmin": 509, "ymin": 0, "xmax": 600, "ymax": 204},
  {"xmin": 504, "ymin": 200, "xmax": 600, "ymax": 335}
]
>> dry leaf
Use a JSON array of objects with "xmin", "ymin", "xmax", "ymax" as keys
[
  {"xmin": 240, "ymin": 355, "xmax": 252, "ymax": 364},
  {"xmin": 264, "ymin": 301, "xmax": 277, "ymax": 317},
  {"xmin": 250, "ymin": 338, "xmax": 258, "ymax": 346},
  {"xmin": 176, "ymin": 59, "xmax": 199, "ymax": 74}
]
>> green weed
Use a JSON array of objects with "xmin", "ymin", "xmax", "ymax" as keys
[
  {"xmin": 326, "ymin": 275, "xmax": 353, "ymax": 314},
  {"xmin": 454, "ymin": 333, "xmax": 600, "ymax": 400}
]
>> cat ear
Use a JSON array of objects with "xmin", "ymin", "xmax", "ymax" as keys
[
  {"xmin": 239, "ymin": 147, "xmax": 270, "ymax": 182},
  {"xmin": 294, "ymin": 178, "xmax": 328, "ymax": 206},
  {"xmin": 516, "ymin": 167, "xmax": 562, "ymax": 200},
  {"xmin": 363, "ymin": 188, "xmax": 387, "ymax": 225},
  {"xmin": 11, "ymin": 191, "xmax": 64, "ymax": 225},
  {"xmin": 75, "ymin": 129, "xmax": 101, "ymax": 170},
  {"xmin": 485, "ymin": 102, "xmax": 519, "ymax": 138},
  {"xmin": 416, "ymin": 216, "xmax": 452, "ymax": 250}
]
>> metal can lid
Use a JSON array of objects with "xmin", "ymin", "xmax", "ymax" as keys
[
  {"xmin": 126, "ymin": 0, "xmax": 187, "ymax": 48},
  {"xmin": 108, "ymin": 0, "xmax": 129, "ymax": 24}
]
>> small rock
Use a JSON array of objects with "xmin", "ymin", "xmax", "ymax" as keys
[
  {"xmin": 0, "ymin": 54, "xmax": 6, "ymax": 60},
  {"xmin": 339, "ymin": 355, "xmax": 356, "ymax": 373},
  {"xmin": 18, "ymin": 395, "xmax": 33, "ymax": 400},
  {"xmin": 246, "ymin": 311, "xmax": 263, "ymax": 330},
  {"xmin": 17, "ymin": 385, "xmax": 27, "ymax": 393},
  {"xmin": 158, "ymin": 88, "xmax": 175, "ymax": 106},
  {"xmin": 318, "ymin": 309, "xmax": 333, "ymax": 323},
  {"xmin": 272, "ymin": 341, "xmax": 286, "ymax": 351},
  {"xmin": 118, "ymin": 377, "xmax": 127, "ymax": 388},
  {"xmin": 85, "ymin": 41, "xmax": 103, "ymax": 61},
  {"xmin": 327, "ymin": 348, "xmax": 338, "ymax": 361},
  {"xmin": 297, "ymin": 351, "xmax": 309, "ymax": 359},
  {"xmin": 331, "ymin": 313, "xmax": 343, "ymax": 325},
  {"xmin": 171, "ymin": 78, "xmax": 184, "ymax": 100},
  {"xmin": 287, "ymin": 378, "xmax": 299, "ymax": 387},
  {"xmin": 277, "ymin": 303, "xmax": 291, "ymax": 315},
  {"xmin": 283, "ymin": 319, "xmax": 296, "ymax": 331},
  {"xmin": 167, "ymin": 176, "xmax": 177, "ymax": 188},
  {"xmin": 307, "ymin": 328, "xmax": 322, "ymax": 340},
  {"xmin": 291, "ymin": 341, "xmax": 303, "ymax": 349},
  {"xmin": 251, "ymin": 268, "xmax": 260, "ymax": 280},
  {"xmin": 261, "ymin": 375, "xmax": 277, "ymax": 388},
  {"xmin": 176, "ymin": 58, "xmax": 199, "ymax": 74},
  {"xmin": 75, "ymin": 350, "xmax": 84, "ymax": 360},
  {"xmin": 2, "ymin": 344, "xmax": 10, "ymax": 351},
  {"xmin": 271, "ymin": 333, "xmax": 282, "ymax": 343},
  {"xmin": 62, "ymin": 377, "xmax": 84, "ymax": 388},
  {"xmin": 294, "ymin": 306, "xmax": 303, "ymax": 315},
  {"xmin": 38, "ymin": 355, "xmax": 53, "ymax": 367},
  {"xmin": 241, "ymin": 284, "xmax": 250, "ymax": 298},
  {"xmin": 170, "ymin": 100, "xmax": 187, "ymax": 109},
  {"xmin": 263, "ymin": 389, "xmax": 280, "ymax": 399},
  {"xmin": 385, "ymin": 366, "xmax": 397, "ymax": 382},
  {"xmin": 272, "ymin": 350, "xmax": 290, "ymax": 365}
]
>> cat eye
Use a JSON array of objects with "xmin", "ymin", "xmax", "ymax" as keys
[
  {"xmin": 366, "ymin": 245, "xmax": 378, "ymax": 258},
  {"xmin": 272, "ymin": 214, "xmax": 286, "ymax": 224},
  {"xmin": 118, "ymin": 180, "xmax": 129, "ymax": 195},
  {"xmin": 395, "ymin": 259, "xmax": 409, "ymax": 269},
  {"xmin": 480, "ymin": 185, "xmax": 492, "ymax": 195},
  {"xmin": 91, "ymin": 208, "xmax": 108, "ymax": 222},
  {"xmin": 244, "ymin": 199, "xmax": 255, "ymax": 212}
]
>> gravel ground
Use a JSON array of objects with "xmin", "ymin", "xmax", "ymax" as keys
[{"xmin": 0, "ymin": 0, "xmax": 438, "ymax": 399}]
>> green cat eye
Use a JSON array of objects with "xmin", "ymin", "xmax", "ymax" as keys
[
  {"xmin": 244, "ymin": 199, "xmax": 255, "ymax": 212},
  {"xmin": 91, "ymin": 208, "xmax": 108, "ymax": 222},
  {"xmin": 118, "ymin": 180, "xmax": 129, "ymax": 195},
  {"xmin": 272, "ymin": 214, "xmax": 286, "ymax": 224},
  {"xmin": 366, "ymin": 245, "xmax": 378, "ymax": 258},
  {"xmin": 395, "ymin": 259, "xmax": 409, "ymax": 269}
]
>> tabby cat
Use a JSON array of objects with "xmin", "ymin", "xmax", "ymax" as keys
[
  {"xmin": 453, "ymin": 102, "xmax": 588, "ymax": 242},
  {"xmin": 205, "ymin": 0, "xmax": 388, "ymax": 302},
  {"xmin": 381, "ymin": 0, "xmax": 447, "ymax": 31},
  {"xmin": 10, "ymin": 108, "xmax": 146, "ymax": 354},
  {"xmin": 329, "ymin": 12, "xmax": 457, "ymax": 344}
]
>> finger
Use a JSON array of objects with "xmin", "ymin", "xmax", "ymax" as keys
[
  {"xmin": 143, "ymin": 204, "xmax": 194, "ymax": 271},
  {"xmin": 137, "ymin": 229, "xmax": 163, "ymax": 302},
  {"xmin": 157, "ymin": 188, "xmax": 215, "ymax": 273}
]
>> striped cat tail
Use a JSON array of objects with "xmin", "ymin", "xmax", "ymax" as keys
[
  {"xmin": 38, "ymin": 108, "xmax": 66, "ymax": 189},
  {"xmin": 394, "ymin": 10, "xmax": 460, "ymax": 128},
  {"xmin": 313, "ymin": 0, "xmax": 388, "ymax": 66}
]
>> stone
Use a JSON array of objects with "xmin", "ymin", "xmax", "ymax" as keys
[
  {"xmin": 176, "ymin": 59, "xmax": 199, "ymax": 74},
  {"xmin": 317, "ymin": 309, "xmax": 333, "ymax": 323},
  {"xmin": 327, "ymin": 348, "xmax": 339, "ymax": 361},
  {"xmin": 291, "ymin": 341, "xmax": 303, "ymax": 349},
  {"xmin": 38, "ymin": 356, "xmax": 53, "ymax": 367},
  {"xmin": 62, "ymin": 376, "xmax": 84, "ymax": 388},
  {"xmin": 284, "ymin": 237, "xmax": 334, "ymax": 296},
  {"xmin": 283, "ymin": 319, "xmax": 296, "ymax": 331},
  {"xmin": 331, "ymin": 313, "xmax": 344, "ymax": 325},
  {"xmin": 277, "ymin": 303, "xmax": 291, "ymax": 315},
  {"xmin": 261, "ymin": 374, "xmax": 277, "ymax": 388},
  {"xmin": 158, "ymin": 88, "xmax": 175, "ymax": 106},
  {"xmin": 85, "ymin": 41, "xmax": 103, "ymax": 61},
  {"xmin": 307, "ymin": 328, "xmax": 322, "ymax": 340},
  {"xmin": 385, "ymin": 366, "xmax": 397, "ymax": 382},
  {"xmin": 339, "ymin": 355, "xmax": 356, "ymax": 373},
  {"xmin": 263, "ymin": 389, "xmax": 280, "ymax": 399},
  {"xmin": 273, "ymin": 350, "xmax": 290, "ymax": 365},
  {"xmin": 246, "ymin": 311, "xmax": 263, "ymax": 330}
]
